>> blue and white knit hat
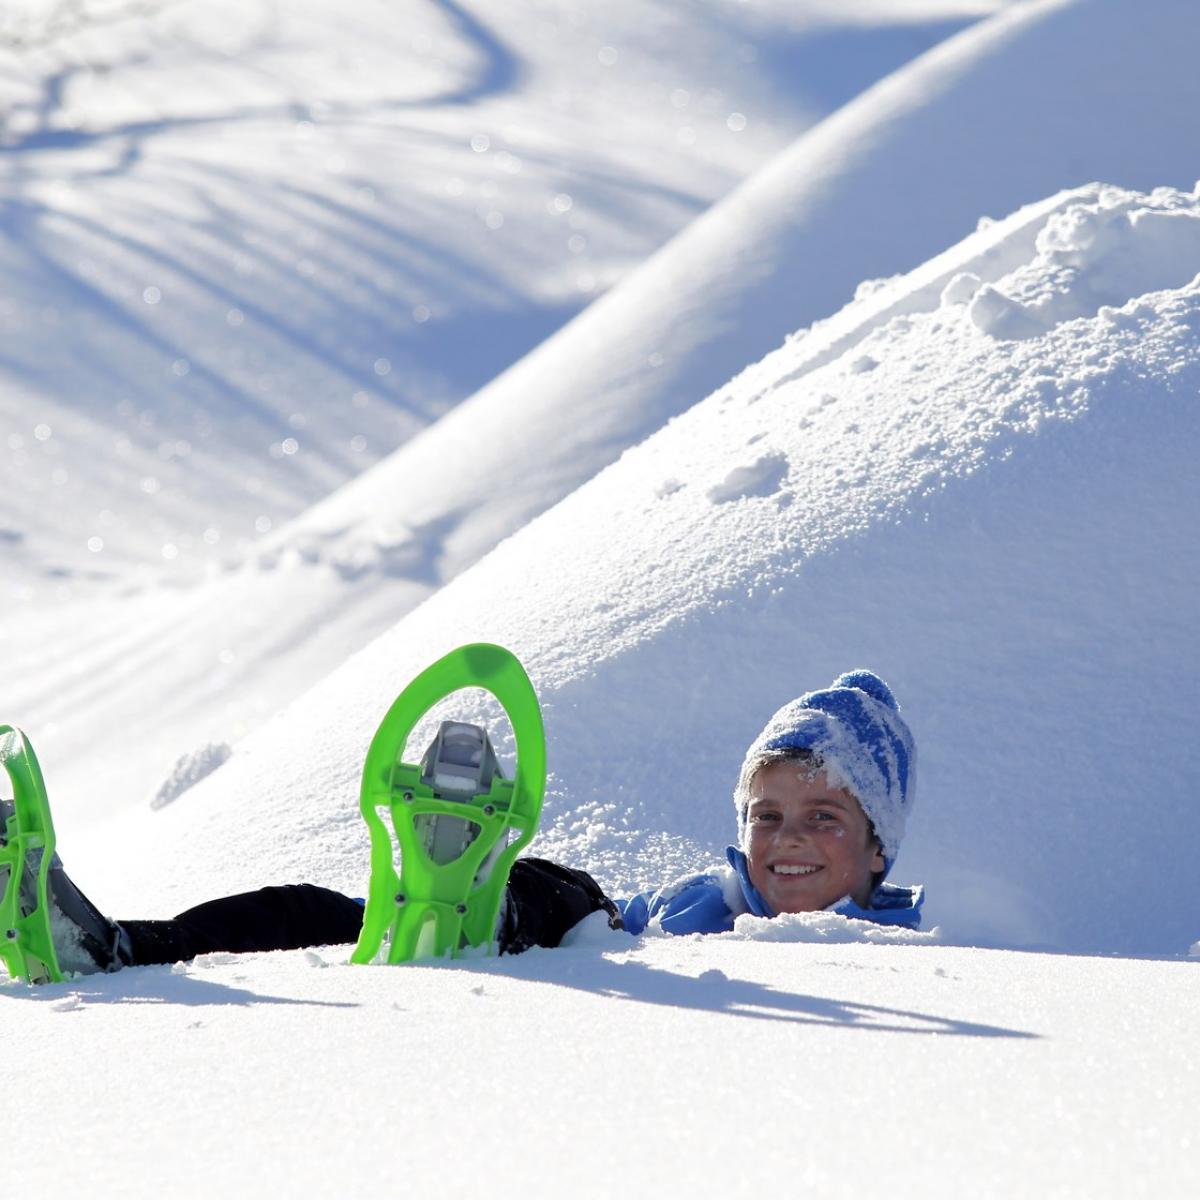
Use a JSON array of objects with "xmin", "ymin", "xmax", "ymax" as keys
[{"xmin": 734, "ymin": 670, "xmax": 916, "ymax": 868}]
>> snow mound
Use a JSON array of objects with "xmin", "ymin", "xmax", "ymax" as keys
[
  {"xmin": 5, "ymin": 0, "xmax": 900, "ymax": 583},
  {"xmin": 731, "ymin": 912, "xmax": 939, "ymax": 945},
  {"xmin": 96, "ymin": 181, "xmax": 1200, "ymax": 961},
  {"xmin": 963, "ymin": 187, "xmax": 1200, "ymax": 337},
  {"xmin": 0, "ymin": 1, "xmax": 999, "ymax": 805},
  {"xmin": 266, "ymin": 0, "xmax": 1200, "ymax": 594},
  {"xmin": 18, "ymin": 0, "xmax": 1200, "ymax": 817},
  {"xmin": 149, "ymin": 742, "xmax": 232, "ymax": 811}
]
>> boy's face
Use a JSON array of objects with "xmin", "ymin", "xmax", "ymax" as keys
[{"xmin": 745, "ymin": 760, "xmax": 885, "ymax": 913}]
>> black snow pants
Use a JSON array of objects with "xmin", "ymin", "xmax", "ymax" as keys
[{"xmin": 118, "ymin": 858, "xmax": 622, "ymax": 967}]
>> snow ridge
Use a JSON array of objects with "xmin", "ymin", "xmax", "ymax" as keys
[{"xmin": 102, "ymin": 183, "xmax": 1200, "ymax": 962}]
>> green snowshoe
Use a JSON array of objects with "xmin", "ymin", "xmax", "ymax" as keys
[
  {"xmin": 1, "ymin": 726, "xmax": 63, "ymax": 984},
  {"xmin": 1, "ymin": 726, "xmax": 129, "ymax": 985},
  {"xmin": 352, "ymin": 643, "xmax": 546, "ymax": 965}
]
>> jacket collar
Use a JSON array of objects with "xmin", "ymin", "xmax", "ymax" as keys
[{"xmin": 725, "ymin": 845, "xmax": 774, "ymax": 917}]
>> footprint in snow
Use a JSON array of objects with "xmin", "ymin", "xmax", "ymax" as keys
[{"xmin": 706, "ymin": 451, "xmax": 789, "ymax": 504}]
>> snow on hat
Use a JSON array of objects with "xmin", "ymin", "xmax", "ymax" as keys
[{"xmin": 734, "ymin": 670, "xmax": 916, "ymax": 867}]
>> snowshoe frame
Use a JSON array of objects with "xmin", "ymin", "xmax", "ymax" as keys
[
  {"xmin": 0, "ymin": 726, "xmax": 64, "ymax": 984},
  {"xmin": 351, "ymin": 643, "xmax": 546, "ymax": 965}
]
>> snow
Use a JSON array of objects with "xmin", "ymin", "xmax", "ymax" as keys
[
  {"xmin": 1, "ymin": 0, "xmax": 1005, "ymax": 804},
  {"xmin": 10, "ymin": 0, "xmax": 1200, "ymax": 812},
  {"xmin": 1, "ymin": 0, "xmax": 970, "ymax": 583},
  {"xmin": 148, "ymin": 741, "xmax": 232, "ymax": 811},
  {"xmin": 103, "ymin": 179, "xmax": 1199, "ymax": 957},
  {"xmin": 10, "ymin": 939, "xmax": 1200, "ymax": 1197},
  {"xmin": 2, "ymin": 1, "xmax": 1198, "ymax": 1195},
  {"xmin": 730, "ymin": 911, "xmax": 937, "ymax": 945}
]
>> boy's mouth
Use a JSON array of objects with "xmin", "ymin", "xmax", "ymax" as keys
[{"xmin": 770, "ymin": 864, "xmax": 821, "ymax": 876}]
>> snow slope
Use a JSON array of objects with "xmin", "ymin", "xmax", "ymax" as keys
[
  {"xmin": 268, "ymin": 0, "xmax": 1200, "ymax": 587},
  {"xmin": 8, "ymin": 938, "xmax": 1198, "ymax": 1199},
  {"xmin": 10, "ymin": 0, "xmax": 1200, "ymax": 811},
  {"xmin": 3, "ymin": 6, "xmax": 1198, "ymax": 1196},
  {"xmin": 0, "ymin": 0, "xmax": 1005, "ymax": 804},
  {"xmin": 0, "ymin": 0, "xmax": 977, "ymax": 582},
  {"xmin": 96, "ymin": 182, "xmax": 1200, "ymax": 961}
]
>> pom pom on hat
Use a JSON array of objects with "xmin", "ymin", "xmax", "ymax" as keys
[
  {"xmin": 734, "ymin": 669, "xmax": 916, "ymax": 870},
  {"xmin": 830, "ymin": 670, "xmax": 898, "ymax": 708}
]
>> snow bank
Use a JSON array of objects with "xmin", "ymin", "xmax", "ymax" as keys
[
  {"xmin": 98, "ymin": 182, "xmax": 1200, "ymax": 959},
  {"xmin": 730, "ymin": 912, "xmax": 939, "ymax": 946},
  {"xmin": 0, "ymin": 0, "xmax": 968, "ymax": 584},
  {"xmin": 6, "ymin": 938, "xmax": 1198, "ymax": 1198},
  {"xmin": 0, "ymin": 0, "xmax": 996, "ymax": 803},
  {"xmin": 19, "ymin": 0, "xmax": 1199, "ymax": 814},
  {"xmin": 102, "ymin": 0, "xmax": 1191, "ymax": 809},
  {"xmin": 266, "ymin": 0, "xmax": 1200, "ymax": 592}
]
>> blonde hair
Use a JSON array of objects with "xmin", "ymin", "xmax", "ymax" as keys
[{"xmin": 734, "ymin": 746, "xmax": 823, "ymax": 825}]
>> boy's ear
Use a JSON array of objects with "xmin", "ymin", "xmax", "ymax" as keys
[{"xmin": 870, "ymin": 839, "xmax": 886, "ymax": 874}]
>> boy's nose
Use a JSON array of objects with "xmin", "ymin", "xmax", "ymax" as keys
[{"xmin": 779, "ymin": 817, "xmax": 811, "ymax": 841}]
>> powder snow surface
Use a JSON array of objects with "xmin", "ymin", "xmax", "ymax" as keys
[
  {"xmin": 10, "ymin": 0, "xmax": 1200, "ymax": 811},
  {"xmin": 6, "ymin": 939, "xmax": 1197, "ymax": 1198},
  {"xmin": 2, "ymin": 3, "xmax": 1198, "ymax": 1197},
  {"xmin": 0, "ymin": 0, "xmax": 1006, "ymax": 804},
  {"xmin": 106, "ymin": 182, "xmax": 1200, "ymax": 961},
  {"xmin": 0, "ymin": 0, "xmax": 967, "ymax": 583}
]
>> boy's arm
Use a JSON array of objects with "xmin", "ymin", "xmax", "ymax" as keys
[{"xmin": 614, "ymin": 873, "xmax": 737, "ymax": 937}]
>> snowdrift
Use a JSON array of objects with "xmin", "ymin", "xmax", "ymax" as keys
[
  {"xmin": 33, "ymin": 0, "xmax": 1190, "ymax": 810},
  {"xmin": 9, "ymin": 937, "xmax": 1198, "ymax": 1198},
  {"xmin": 0, "ymin": 0, "xmax": 998, "ymax": 803},
  {"xmin": 0, "ymin": 0, "xmax": 965, "ymax": 582},
  {"xmin": 100, "ymin": 182, "xmax": 1200, "ymax": 959},
  {"xmin": 7, "ymin": 9, "xmax": 1199, "ymax": 1195},
  {"xmin": 96, "ymin": 0, "xmax": 1192, "ymax": 804},
  {"xmin": 267, "ymin": 0, "xmax": 1200, "ymax": 590}
]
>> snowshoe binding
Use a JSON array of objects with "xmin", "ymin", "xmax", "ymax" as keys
[
  {"xmin": 351, "ymin": 644, "xmax": 546, "ymax": 965},
  {"xmin": 1, "ymin": 726, "xmax": 129, "ymax": 984}
]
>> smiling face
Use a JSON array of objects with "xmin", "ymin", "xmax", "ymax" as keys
[{"xmin": 744, "ymin": 759, "xmax": 885, "ymax": 913}]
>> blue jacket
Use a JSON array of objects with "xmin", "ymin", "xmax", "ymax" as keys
[{"xmin": 615, "ymin": 846, "xmax": 924, "ymax": 936}]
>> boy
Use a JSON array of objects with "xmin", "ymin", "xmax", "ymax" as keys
[
  {"xmin": 1, "ymin": 670, "xmax": 921, "ymax": 980},
  {"xmin": 616, "ymin": 668, "xmax": 922, "ymax": 935}
]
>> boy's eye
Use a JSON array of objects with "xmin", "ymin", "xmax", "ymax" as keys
[
  {"xmin": 808, "ymin": 810, "xmax": 842, "ymax": 826},
  {"xmin": 749, "ymin": 810, "xmax": 779, "ymax": 823}
]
